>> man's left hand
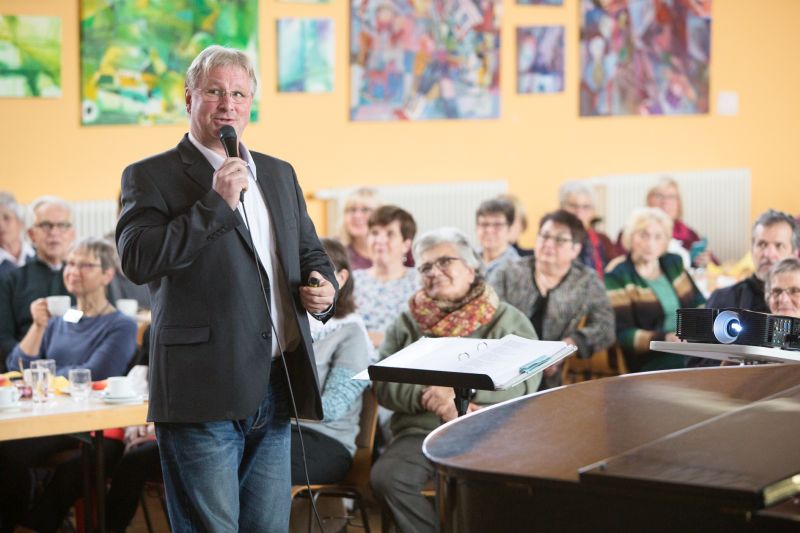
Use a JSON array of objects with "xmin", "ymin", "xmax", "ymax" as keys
[{"xmin": 299, "ymin": 271, "xmax": 335, "ymax": 313}]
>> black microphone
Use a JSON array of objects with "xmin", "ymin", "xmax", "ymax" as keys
[{"xmin": 219, "ymin": 125, "xmax": 245, "ymax": 203}]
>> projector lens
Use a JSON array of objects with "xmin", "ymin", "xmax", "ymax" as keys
[{"xmin": 714, "ymin": 311, "xmax": 742, "ymax": 344}]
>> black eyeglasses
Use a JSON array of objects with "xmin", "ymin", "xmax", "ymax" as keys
[
  {"xmin": 198, "ymin": 88, "xmax": 251, "ymax": 104},
  {"xmin": 417, "ymin": 256, "xmax": 461, "ymax": 275},
  {"xmin": 34, "ymin": 221, "xmax": 72, "ymax": 232},
  {"xmin": 537, "ymin": 233, "xmax": 573, "ymax": 246},
  {"xmin": 768, "ymin": 287, "xmax": 800, "ymax": 299}
]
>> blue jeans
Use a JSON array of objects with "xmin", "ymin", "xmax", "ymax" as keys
[{"xmin": 156, "ymin": 364, "xmax": 291, "ymax": 532}]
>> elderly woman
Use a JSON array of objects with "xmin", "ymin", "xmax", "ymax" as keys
[
  {"xmin": 293, "ymin": 238, "xmax": 371, "ymax": 484},
  {"xmin": 371, "ymin": 227, "xmax": 539, "ymax": 533},
  {"xmin": 765, "ymin": 257, "xmax": 800, "ymax": 318},
  {"xmin": 605, "ymin": 207, "xmax": 706, "ymax": 373},
  {"xmin": 646, "ymin": 177, "xmax": 716, "ymax": 267},
  {"xmin": 490, "ymin": 210, "xmax": 615, "ymax": 389},
  {"xmin": 339, "ymin": 187, "xmax": 382, "ymax": 270},
  {"xmin": 0, "ymin": 237, "xmax": 137, "ymax": 533},
  {"xmin": 0, "ymin": 192, "xmax": 34, "ymax": 276},
  {"xmin": 6, "ymin": 236, "xmax": 137, "ymax": 378},
  {"xmin": 559, "ymin": 181, "xmax": 619, "ymax": 278},
  {"xmin": 353, "ymin": 205, "xmax": 419, "ymax": 348}
]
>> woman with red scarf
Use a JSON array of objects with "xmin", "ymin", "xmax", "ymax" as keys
[{"xmin": 370, "ymin": 227, "xmax": 539, "ymax": 533}]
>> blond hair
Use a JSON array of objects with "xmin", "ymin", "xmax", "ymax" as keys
[{"xmin": 620, "ymin": 207, "xmax": 674, "ymax": 252}]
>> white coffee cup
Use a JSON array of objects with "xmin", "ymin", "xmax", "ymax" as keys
[
  {"xmin": 116, "ymin": 299, "xmax": 138, "ymax": 318},
  {"xmin": 106, "ymin": 376, "xmax": 135, "ymax": 398},
  {"xmin": 0, "ymin": 386, "xmax": 20, "ymax": 407},
  {"xmin": 46, "ymin": 295, "xmax": 71, "ymax": 317}
]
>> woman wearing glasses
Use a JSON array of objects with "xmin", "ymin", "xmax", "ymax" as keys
[
  {"xmin": 489, "ymin": 209, "xmax": 615, "ymax": 389},
  {"xmin": 0, "ymin": 237, "xmax": 137, "ymax": 532},
  {"xmin": 371, "ymin": 227, "xmax": 538, "ymax": 533},
  {"xmin": 766, "ymin": 257, "xmax": 800, "ymax": 318},
  {"xmin": 338, "ymin": 187, "xmax": 382, "ymax": 270},
  {"xmin": 6, "ymin": 236, "xmax": 137, "ymax": 379},
  {"xmin": 605, "ymin": 207, "xmax": 705, "ymax": 373}
]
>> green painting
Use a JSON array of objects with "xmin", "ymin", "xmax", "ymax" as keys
[
  {"xmin": 80, "ymin": 0, "xmax": 259, "ymax": 125},
  {"xmin": 0, "ymin": 16, "xmax": 62, "ymax": 98},
  {"xmin": 277, "ymin": 18, "xmax": 334, "ymax": 93}
]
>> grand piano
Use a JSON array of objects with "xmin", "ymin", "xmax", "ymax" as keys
[{"xmin": 423, "ymin": 364, "xmax": 800, "ymax": 532}]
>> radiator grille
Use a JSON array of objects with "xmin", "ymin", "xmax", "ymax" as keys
[{"xmin": 586, "ymin": 169, "xmax": 751, "ymax": 263}]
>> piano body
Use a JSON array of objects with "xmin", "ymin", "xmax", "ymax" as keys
[{"xmin": 423, "ymin": 365, "xmax": 800, "ymax": 532}]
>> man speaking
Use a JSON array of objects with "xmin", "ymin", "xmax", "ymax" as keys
[{"xmin": 116, "ymin": 45, "xmax": 337, "ymax": 531}]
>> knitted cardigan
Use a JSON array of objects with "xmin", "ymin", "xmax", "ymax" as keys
[{"xmin": 605, "ymin": 253, "xmax": 705, "ymax": 372}]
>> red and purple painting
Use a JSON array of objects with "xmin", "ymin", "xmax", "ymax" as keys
[{"xmin": 579, "ymin": 0, "xmax": 711, "ymax": 116}]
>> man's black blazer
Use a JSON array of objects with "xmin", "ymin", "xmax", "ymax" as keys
[{"xmin": 116, "ymin": 135, "xmax": 336, "ymax": 423}]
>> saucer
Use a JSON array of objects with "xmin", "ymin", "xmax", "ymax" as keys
[
  {"xmin": 0, "ymin": 403, "xmax": 22, "ymax": 412},
  {"xmin": 103, "ymin": 394, "xmax": 143, "ymax": 405}
]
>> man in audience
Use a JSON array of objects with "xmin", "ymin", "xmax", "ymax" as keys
[
  {"xmin": 0, "ymin": 192, "xmax": 34, "ymax": 276},
  {"xmin": 707, "ymin": 209, "xmax": 798, "ymax": 312},
  {"xmin": 475, "ymin": 198, "xmax": 520, "ymax": 277},
  {"xmin": 0, "ymin": 196, "xmax": 74, "ymax": 366}
]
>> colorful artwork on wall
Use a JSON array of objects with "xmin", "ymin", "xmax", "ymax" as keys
[
  {"xmin": 579, "ymin": 0, "xmax": 711, "ymax": 116},
  {"xmin": 0, "ymin": 16, "xmax": 62, "ymax": 98},
  {"xmin": 517, "ymin": 0, "xmax": 563, "ymax": 5},
  {"xmin": 277, "ymin": 18, "xmax": 334, "ymax": 93},
  {"xmin": 517, "ymin": 26, "xmax": 564, "ymax": 94},
  {"xmin": 350, "ymin": 0, "xmax": 500, "ymax": 121},
  {"xmin": 79, "ymin": 0, "xmax": 259, "ymax": 125}
]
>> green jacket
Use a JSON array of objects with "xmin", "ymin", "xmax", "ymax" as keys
[{"xmin": 375, "ymin": 301, "xmax": 540, "ymax": 439}]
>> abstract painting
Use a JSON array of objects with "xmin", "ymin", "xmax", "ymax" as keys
[
  {"xmin": 517, "ymin": 0, "xmax": 563, "ymax": 5},
  {"xmin": 517, "ymin": 26, "xmax": 564, "ymax": 93},
  {"xmin": 350, "ymin": 0, "xmax": 500, "ymax": 121},
  {"xmin": 277, "ymin": 18, "xmax": 334, "ymax": 93},
  {"xmin": 579, "ymin": 0, "xmax": 711, "ymax": 116},
  {"xmin": 0, "ymin": 16, "xmax": 62, "ymax": 98},
  {"xmin": 80, "ymin": 0, "xmax": 259, "ymax": 125}
]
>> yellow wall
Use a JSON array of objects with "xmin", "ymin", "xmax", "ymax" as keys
[{"xmin": 2, "ymin": 0, "xmax": 799, "ymax": 246}]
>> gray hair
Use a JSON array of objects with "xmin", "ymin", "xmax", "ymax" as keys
[
  {"xmin": 413, "ymin": 227, "xmax": 484, "ymax": 277},
  {"xmin": 29, "ymin": 195, "xmax": 71, "ymax": 221},
  {"xmin": 69, "ymin": 236, "xmax": 118, "ymax": 271},
  {"xmin": 185, "ymin": 45, "xmax": 257, "ymax": 93},
  {"xmin": 620, "ymin": 207, "xmax": 673, "ymax": 252},
  {"xmin": 765, "ymin": 256, "xmax": 800, "ymax": 295},
  {"xmin": 752, "ymin": 209, "xmax": 799, "ymax": 252},
  {"xmin": 559, "ymin": 181, "xmax": 596, "ymax": 207},
  {"xmin": 0, "ymin": 192, "xmax": 24, "ymax": 221}
]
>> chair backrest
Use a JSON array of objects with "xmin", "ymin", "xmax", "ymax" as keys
[
  {"xmin": 562, "ymin": 343, "xmax": 629, "ymax": 384},
  {"xmin": 342, "ymin": 386, "xmax": 379, "ymax": 487}
]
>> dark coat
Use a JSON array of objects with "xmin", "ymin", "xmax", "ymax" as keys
[{"xmin": 116, "ymin": 135, "xmax": 336, "ymax": 423}]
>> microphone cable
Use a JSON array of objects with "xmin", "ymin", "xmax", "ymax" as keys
[{"xmin": 239, "ymin": 198, "xmax": 327, "ymax": 532}]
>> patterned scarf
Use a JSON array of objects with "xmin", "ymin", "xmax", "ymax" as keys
[{"xmin": 409, "ymin": 281, "xmax": 499, "ymax": 337}]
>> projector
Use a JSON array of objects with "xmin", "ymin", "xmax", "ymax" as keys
[{"xmin": 676, "ymin": 308, "xmax": 800, "ymax": 349}]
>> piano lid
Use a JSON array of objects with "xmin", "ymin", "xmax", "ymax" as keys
[{"xmin": 580, "ymin": 382, "xmax": 800, "ymax": 509}]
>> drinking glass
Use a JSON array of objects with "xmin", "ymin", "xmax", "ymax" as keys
[
  {"xmin": 68, "ymin": 368, "xmax": 92, "ymax": 402},
  {"xmin": 32, "ymin": 359, "xmax": 57, "ymax": 397},
  {"xmin": 31, "ymin": 367, "xmax": 50, "ymax": 403}
]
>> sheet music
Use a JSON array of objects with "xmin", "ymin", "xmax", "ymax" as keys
[{"xmin": 354, "ymin": 334, "xmax": 577, "ymax": 389}]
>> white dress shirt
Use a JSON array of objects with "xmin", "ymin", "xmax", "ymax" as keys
[{"xmin": 189, "ymin": 133, "xmax": 300, "ymax": 357}]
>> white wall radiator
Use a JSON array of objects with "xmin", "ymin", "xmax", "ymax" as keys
[
  {"xmin": 314, "ymin": 180, "xmax": 509, "ymax": 247},
  {"xmin": 585, "ymin": 169, "xmax": 751, "ymax": 263}
]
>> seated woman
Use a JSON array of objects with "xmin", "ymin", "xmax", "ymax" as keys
[
  {"xmin": 0, "ymin": 237, "xmax": 137, "ymax": 533},
  {"xmin": 7, "ymin": 236, "xmax": 138, "ymax": 378},
  {"xmin": 339, "ymin": 187, "xmax": 382, "ymax": 270},
  {"xmin": 646, "ymin": 177, "xmax": 717, "ymax": 267},
  {"xmin": 292, "ymin": 238, "xmax": 371, "ymax": 485},
  {"xmin": 0, "ymin": 192, "xmax": 34, "ymax": 277},
  {"xmin": 559, "ymin": 181, "xmax": 620, "ymax": 278},
  {"xmin": 605, "ymin": 208, "xmax": 706, "ymax": 373},
  {"xmin": 370, "ymin": 228, "xmax": 540, "ymax": 533},
  {"xmin": 353, "ymin": 205, "xmax": 419, "ymax": 349},
  {"xmin": 489, "ymin": 209, "xmax": 615, "ymax": 389},
  {"xmin": 765, "ymin": 257, "xmax": 800, "ymax": 318}
]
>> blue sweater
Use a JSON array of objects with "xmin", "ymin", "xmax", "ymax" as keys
[{"xmin": 7, "ymin": 310, "xmax": 138, "ymax": 380}]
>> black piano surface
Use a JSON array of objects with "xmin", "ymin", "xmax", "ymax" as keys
[{"xmin": 423, "ymin": 365, "xmax": 800, "ymax": 532}]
